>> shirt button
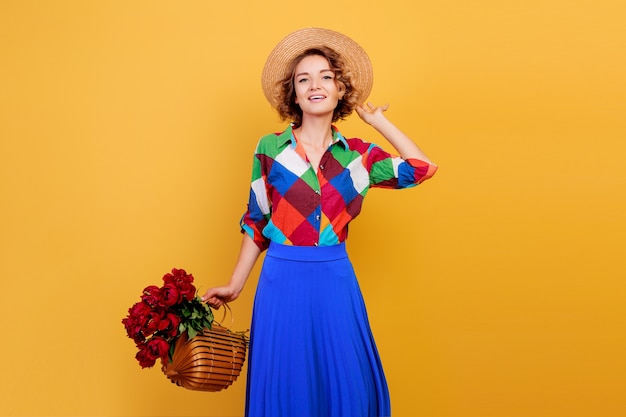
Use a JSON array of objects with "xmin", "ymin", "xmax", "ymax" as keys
[
  {"xmin": 320, "ymin": 164, "xmax": 324, "ymax": 170},
  {"xmin": 315, "ymin": 215, "xmax": 320, "ymax": 220},
  {"xmin": 315, "ymin": 190, "xmax": 320, "ymax": 195}
]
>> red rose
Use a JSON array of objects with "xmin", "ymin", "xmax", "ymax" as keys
[
  {"xmin": 164, "ymin": 268, "xmax": 192, "ymax": 284},
  {"xmin": 121, "ymin": 317, "xmax": 134, "ymax": 338},
  {"xmin": 141, "ymin": 285, "xmax": 161, "ymax": 307},
  {"xmin": 162, "ymin": 270, "xmax": 180, "ymax": 285},
  {"xmin": 159, "ymin": 283, "xmax": 182, "ymax": 307},
  {"xmin": 129, "ymin": 301, "xmax": 152, "ymax": 317},
  {"xmin": 123, "ymin": 316, "xmax": 146, "ymax": 343},
  {"xmin": 122, "ymin": 301, "xmax": 152, "ymax": 340},
  {"xmin": 163, "ymin": 269, "xmax": 196, "ymax": 301},
  {"xmin": 142, "ymin": 308, "xmax": 165, "ymax": 335},
  {"xmin": 158, "ymin": 312, "xmax": 181, "ymax": 338},
  {"xmin": 180, "ymin": 282, "xmax": 196, "ymax": 301},
  {"xmin": 146, "ymin": 336, "xmax": 169, "ymax": 360},
  {"xmin": 135, "ymin": 343, "xmax": 156, "ymax": 368}
]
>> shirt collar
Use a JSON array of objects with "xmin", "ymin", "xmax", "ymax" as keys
[{"xmin": 277, "ymin": 124, "xmax": 348, "ymax": 149}]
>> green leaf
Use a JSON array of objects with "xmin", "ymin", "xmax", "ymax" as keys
[
  {"xmin": 191, "ymin": 319, "xmax": 201, "ymax": 330},
  {"xmin": 187, "ymin": 327, "xmax": 198, "ymax": 339}
]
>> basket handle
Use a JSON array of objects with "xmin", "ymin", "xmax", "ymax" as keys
[
  {"xmin": 214, "ymin": 302, "xmax": 235, "ymax": 329},
  {"xmin": 212, "ymin": 303, "xmax": 250, "ymax": 344}
]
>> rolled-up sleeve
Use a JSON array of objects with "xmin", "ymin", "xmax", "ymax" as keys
[
  {"xmin": 403, "ymin": 158, "xmax": 438, "ymax": 185},
  {"xmin": 240, "ymin": 149, "xmax": 272, "ymax": 251},
  {"xmin": 368, "ymin": 144, "xmax": 438, "ymax": 189}
]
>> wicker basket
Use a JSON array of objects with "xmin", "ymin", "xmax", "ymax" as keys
[{"xmin": 161, "ymin": 325, "xmax": 248, "ymax": 391}]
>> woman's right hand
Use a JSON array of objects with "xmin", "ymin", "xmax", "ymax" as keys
[{"xmin": 201, "ymin": 285, "xmax": 239, "ymax": 310}]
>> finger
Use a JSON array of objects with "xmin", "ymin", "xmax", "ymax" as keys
[
  {"xmin": 201, "ymin": 290, "xmax": 214, "ymax": 302},
  {"xmin": 382, "ymin": 103, "xmax": 389, "ymax": 111},
  {"xmin": 203, "ymin": 291, "xmax": 218, "ymax": 303},
  {"xmin": 208, "ymin": 298, "xmax": 222, "ymax": 309}
]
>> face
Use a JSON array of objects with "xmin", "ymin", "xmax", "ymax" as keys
[{"xmin": 293, "ymin": 54, "xmax": 344, "ymax": 118}]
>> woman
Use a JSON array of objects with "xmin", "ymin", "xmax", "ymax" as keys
[{"xmin": 202, "ymin": 28, "xmax": 437, "ymax": 417}]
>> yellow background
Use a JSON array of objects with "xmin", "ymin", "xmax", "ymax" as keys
[{"xmin": 1, "ymin": 1, "xmax": 625, "ymax": 416}]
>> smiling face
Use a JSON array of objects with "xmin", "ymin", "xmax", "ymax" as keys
[
  {"xmin": 275, "ymin": 46, "xmax": 358, "ymax": 128},
  {"xmin": 293, "ymin": 54, "xmax": 344, "ymax": 120}
]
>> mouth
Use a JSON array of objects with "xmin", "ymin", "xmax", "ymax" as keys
[{"xmin": 308, "ymin": 95, "xmax": 326, "ymax": 101}]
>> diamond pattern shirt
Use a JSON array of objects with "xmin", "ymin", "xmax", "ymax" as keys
[{"xmin": 240, "ymin": 125, "xmax": 438, "ymax": 250}]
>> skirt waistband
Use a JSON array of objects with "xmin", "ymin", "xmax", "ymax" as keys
[{"xmin": 266, "ymin": 241, "xmax": 348, "ymax": 262}]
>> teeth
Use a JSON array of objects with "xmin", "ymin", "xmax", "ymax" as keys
[{"xmin": 310, "ymin": 96, "xmax": 325, "ymax": 100}]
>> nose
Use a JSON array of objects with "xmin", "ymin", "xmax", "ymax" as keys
[{"xmin": 309, "ymin": 77, "xmax": 320, "ymax": 90}]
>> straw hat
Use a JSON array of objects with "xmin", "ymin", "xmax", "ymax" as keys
[{"xmin": 261, "ymin": 28, "xmax": 373, "ymax": 107}]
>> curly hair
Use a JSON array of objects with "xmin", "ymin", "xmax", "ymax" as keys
[{"xmin": 274, "ymin": 47, "xmax": 361, "ymax": 128}]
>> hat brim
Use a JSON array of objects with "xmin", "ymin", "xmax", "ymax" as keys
[{"xmin": 261, "ymin": 28, "xmax": 373, "ymax": 107}]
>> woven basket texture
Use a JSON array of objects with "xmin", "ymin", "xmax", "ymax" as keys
[{"xmin": 161, "ymin": 325, "xmax": 247, "ymax": 392}]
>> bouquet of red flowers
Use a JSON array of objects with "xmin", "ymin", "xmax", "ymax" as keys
[{"xmin": 122, "ymin": 268, "xmax": 214, "ymax": 368}]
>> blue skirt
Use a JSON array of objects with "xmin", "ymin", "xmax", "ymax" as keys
[{"xmin": 245, "ymin": 242, "xmax": 391, "ymax": 417}]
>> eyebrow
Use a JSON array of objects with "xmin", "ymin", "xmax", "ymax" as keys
[{"xmin": 295, "ymin": 69, "xmax": 334, "ymax": 78}]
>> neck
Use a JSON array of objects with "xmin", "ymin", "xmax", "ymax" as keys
[{"xmin": 295, "ymin": 115, "xmax": 333, "ymax": 147}]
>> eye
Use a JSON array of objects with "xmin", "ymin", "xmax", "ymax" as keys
[
  {"xmin": 323, "ymin": 75, "xmax": 334, "ymax": 80},
  {"xmin": 297, "ymin": 77, "xmax": 308, "ymax": 83}
]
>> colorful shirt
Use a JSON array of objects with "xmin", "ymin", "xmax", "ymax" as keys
[{"xmin": 241, "ymin": 125, "xmax": 437, "ymax": 250}]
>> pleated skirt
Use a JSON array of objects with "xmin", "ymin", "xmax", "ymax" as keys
[{"xmin": 245, "ymin": 242, "xmax": 391, "ymax": 417}]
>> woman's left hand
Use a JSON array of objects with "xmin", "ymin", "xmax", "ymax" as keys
[{"xmin": 356, "ymin": 102, "xmax": 389, "ymax": 127}]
